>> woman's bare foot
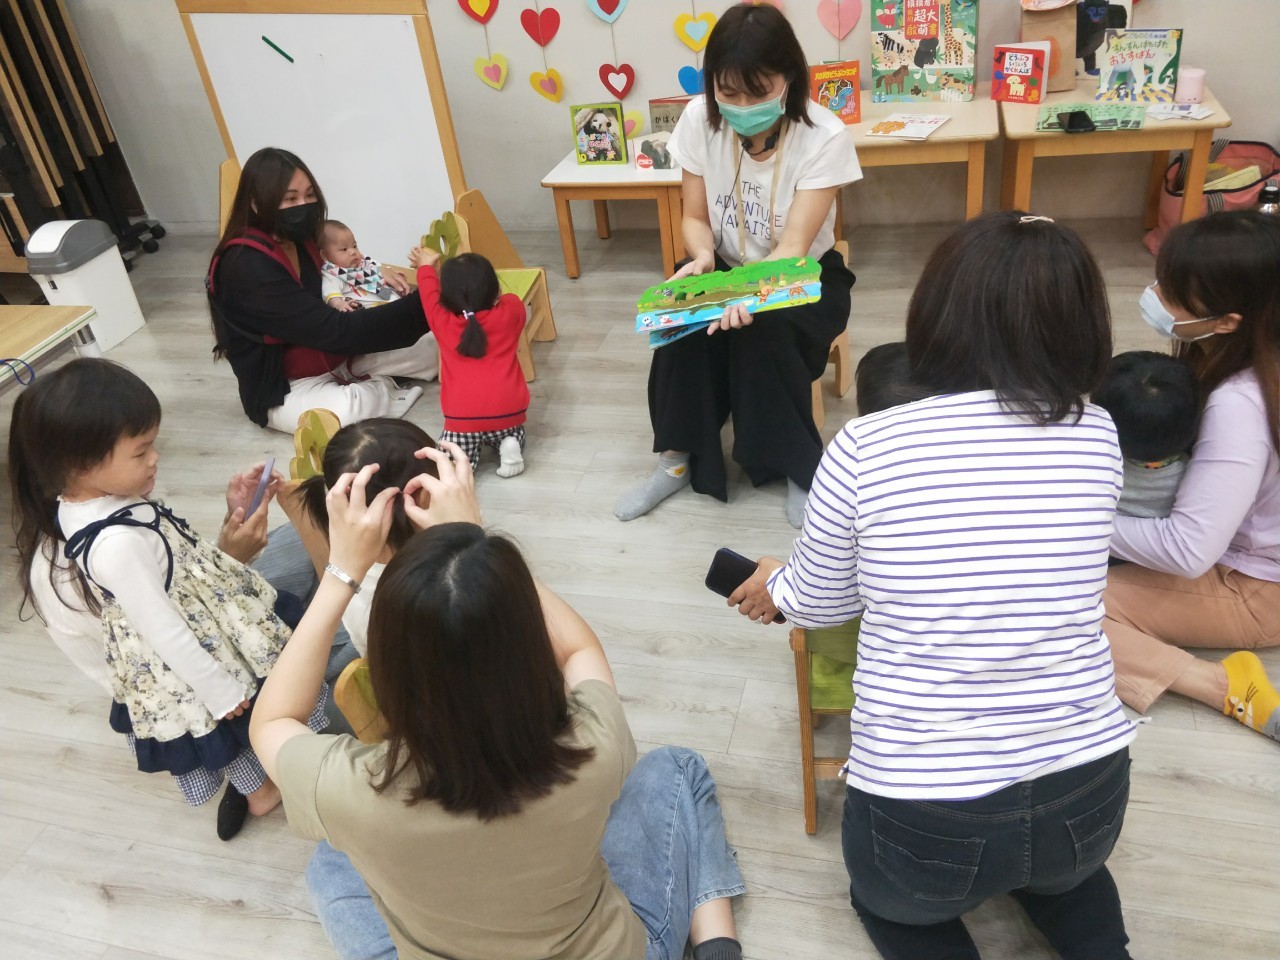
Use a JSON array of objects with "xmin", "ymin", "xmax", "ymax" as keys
[{"xmin": 247, "ymin": 778, "xmax": 282, "ymax": 816}]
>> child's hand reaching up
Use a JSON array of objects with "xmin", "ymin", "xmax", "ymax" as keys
[{"xmin": 409, "ymin": 245, "xmax": 441, "ymax": 270}]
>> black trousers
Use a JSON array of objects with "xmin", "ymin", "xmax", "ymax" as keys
[
  {"xmin": 842, "ymin": 748, "xmax": 1133, "ymax": 960},
  {"xmin": 646, "ymin": 248, "xmax": 855, "ymax": 502}
]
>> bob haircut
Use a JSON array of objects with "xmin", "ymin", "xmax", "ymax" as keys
[
  {"xmin": 1156, "ymin": 210, "xmax": 1280, "ymax": 453},
  {"xmin": 298, "ymin": 419, "xmax": 438, "ymax": 554},
  {"xmin": 367, "ymin": 523, "xmax": 593, "ymax": 820},
  {"xmin": 905, "ymin": 212, "xmax": 1112, "ymax": 424},
  {"xmin": 215, "ymin": 146, "xmax": 327, "ymax": 255},
  {"xmin": 703, "ymin": 3, "xmax": 814, "ymax": 133},
  {"xmin": 9, "ymin": 358, "xmax": 162, "ymax": 619}
]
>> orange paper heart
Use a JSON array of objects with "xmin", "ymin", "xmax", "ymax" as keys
[
  {"xmin": 475, "ymin": 54, "xmax": 509, "ymax": 90},
  {"xmin": 674, "ymin": 12, "xmax": 717, "ymax": 53},
  {"xmin": 530, "ymin": 68, "xmax": 564, "ymax": 102}
]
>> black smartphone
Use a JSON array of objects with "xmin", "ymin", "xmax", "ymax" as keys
[
  {"xmin": 1058, "ymin": 110, "xmax": 1096, "ymax": 134},
  {"xmin": 705, "ymin": 548, "xmax": 786, "ymax": 624}
]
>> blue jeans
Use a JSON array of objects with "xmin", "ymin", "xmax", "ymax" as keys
[
  {"xmin": 600, "ymin": 746, "xmax": 746, "ymax": 960},
  {"xmin": 305, "ymin": 746, "xmax": 744, "ymax": 960},
  {"xmin": 252, "ymin": 525, "xmax": 359, "ymax": 684},
  {"xmin": 842, "ymin": 748, "xmax": 1132, "ymax": 960}
]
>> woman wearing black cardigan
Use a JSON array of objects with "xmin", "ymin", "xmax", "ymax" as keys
[{"xmin": 207, "ymin": 147, "xmax": 436, "ymax": 431}]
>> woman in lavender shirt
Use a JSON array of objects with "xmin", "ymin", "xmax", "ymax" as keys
[
  {"xmin": 1104, "ymin": 211, "xmax": 1280, "ymax": 741},
  {"xmin": 731, "ymin": 213, "xmax": 1136, "ymax": 960}
]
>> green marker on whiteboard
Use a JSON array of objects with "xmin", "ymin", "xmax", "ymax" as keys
[{"xmin": 261, "ymin": 35, "xmax": 294, "ymax": 63}]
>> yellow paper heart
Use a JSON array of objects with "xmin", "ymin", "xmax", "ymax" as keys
[
  {"xmin": 623, "ymin": 110, "xmax": 644, "ymax": 138},
  {"xmin": 474, "ymin": 54, "xmax": 508, "ymax": 90},
  {"xmin": 674, "ymin": 12, "xmax": 717, "ymax": 53},
  {"xmin": 530, "ymin": 68, "xmax": 564, "ymax": 102}
]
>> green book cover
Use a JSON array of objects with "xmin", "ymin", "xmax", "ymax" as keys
[
  {"xmin": 1095, "ymin": 28, "xmax": 1183, "ymax": 103},
  {"xmin": 869, "ymin": 0, "xmax": 976, "ymax": 103}
]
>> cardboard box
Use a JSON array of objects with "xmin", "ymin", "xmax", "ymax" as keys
[{"xmin": 1021, "ymin": 5, "xmax": 1077, "ymax": 93}]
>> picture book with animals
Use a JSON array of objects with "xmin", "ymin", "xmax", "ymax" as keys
[
  {"xmin": 870, "ymin": 0, "xmax": 977, "ymax": 103},
  {"xmin": 649, "ymin": 95, "xmax": 694, "ymax": 134},
  {"xmin": 991, "ymin": 41, "xmax": 1050, "ymax": 104},
  {"xmin": 571, "ymin": 102, "xmax": 628, "ymax": 165},
  {"xmin": 636, "ymin": 257, "xmax": 822, "ymax": 349},
  {"xmin": 1095, "ymin": 28, "xmax": 1182, "ymax": 103},
  {"xmin": 865, "ymin": 113, "xmax": 951, "ymax": 140},
  {"xmin": 632, "ymin": 132, "xmax": 678, "ymax": 171},
  {"xmin": 810, "ymin": 61, "xmax": 862, "ymax": 125}
]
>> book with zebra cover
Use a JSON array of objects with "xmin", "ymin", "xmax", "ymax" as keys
[{"xmin": 870, "ymin": 0, "xmax": 977, "ymax": 103}]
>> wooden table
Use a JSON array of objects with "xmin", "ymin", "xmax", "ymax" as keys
[
  {"xmin": 999, "ymin": 80, "xmax": 1232, "ymax": 226},
  {"xmin": 540, "ymin": 154, "xmax": 682, "ymax": 279},
  {"xmin": 0, "ymin": 304, "xmax": 98, "ymax": 390},
  {"xmin": 543, "ymin": 89, "xmax": 1000, "ymax": 278},
  {"xmin": 841, "ymin": 83, "xmax": 1001, "ymax": 225}
]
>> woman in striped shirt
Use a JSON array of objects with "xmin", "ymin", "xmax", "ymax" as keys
[{"xmin": 733, "ymin": 213, "xmax": 1136, "ymax": 960}]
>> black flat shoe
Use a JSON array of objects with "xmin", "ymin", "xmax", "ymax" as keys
[{"xmin": 216, "ymin": 784, "xmax": 249, "ymax": 841}]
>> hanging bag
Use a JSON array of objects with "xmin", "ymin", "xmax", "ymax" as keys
[{"xmin": 1144, "ymin": 140, "xmax": 1280, "ymax": 255}]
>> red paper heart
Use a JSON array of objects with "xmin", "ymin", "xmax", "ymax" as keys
[
  {"xmin": 458, "ymin": 0, "xmax": 498, "ymax": 26},
  {"xmin": 598, "ymin": 0, "xmax": 620, "ymax": 14},
  {"xmin": 520, "ymin": 7, "xmax": 560, "ymax": 46},
  {"xmin": 599, "ymin": 62, "xmax": 635, "ymax": 99}
]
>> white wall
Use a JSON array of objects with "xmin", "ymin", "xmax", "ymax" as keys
[{"xmin": 65, "ymin": 0, "xmax": 1280, "ymax": 235}]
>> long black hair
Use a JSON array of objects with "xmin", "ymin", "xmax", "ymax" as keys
[
  {"xmin": 9, "ymin": 359, "xmax": 162, "ymax": 619},
  {"xmin": 368, "ymin": 523, "xmax": 593, "ymax": 820},
  {"xmin": 438, "ymin": 253, "xmax": 500, "ymax": 359}
]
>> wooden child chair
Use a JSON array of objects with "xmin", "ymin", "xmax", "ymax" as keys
[
  {"xmin": 811, "ymin": 240, "xmax": 853, "ymax": 430},
  {"xmin": 334, "ymin": 658, "xmax": 387, "ymax": 744},
  {"xmin": 790, "ymin": 619, "xmax": 860, "ymax": 834}
]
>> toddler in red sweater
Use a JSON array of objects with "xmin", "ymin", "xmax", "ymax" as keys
[{"xmin": 408, "ymin": 247, "xmax": 529, "ymax": 476}]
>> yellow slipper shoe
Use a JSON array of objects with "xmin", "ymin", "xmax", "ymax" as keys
[{"xmin": 1222, "ymin": 651, "xmax": 1280, "ymax": 742}]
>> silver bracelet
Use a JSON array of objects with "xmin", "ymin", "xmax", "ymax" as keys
[{"xmin": 324, "ymin": 563, "xmax": 362, "ymax": 594}]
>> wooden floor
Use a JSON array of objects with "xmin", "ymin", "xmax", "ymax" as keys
[{"xmin": 1, "ymin": 222, "xmax": 1276, "ymax": 960}]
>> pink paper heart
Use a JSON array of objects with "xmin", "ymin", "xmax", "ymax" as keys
[
  {"xmin": 817, "ymin": 0, "xmax": 861, "ymax": 40},
  {"xmin": 484, "ymin": 64, "xmax": 502, "ymax": 83},
  {"xmin": 624, "ymin": 115, "xmax": 638, "ymax": 136},
  {"xmin": 539, "ymin": 76, "xmax": 557, "ymax": 94}
]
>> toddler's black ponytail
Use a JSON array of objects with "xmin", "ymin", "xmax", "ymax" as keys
[{"xmin": 438, "ymin": 253, "xmax": 500, "ymax": 360}]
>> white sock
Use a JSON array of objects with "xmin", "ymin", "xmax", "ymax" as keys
[
  {"xmin": 614, "ymin": 452, "xmax": 691, "ymax": 521},
  {"xmin": 496, "ymin": 435, "xmax": 525, "ymax": 478}
]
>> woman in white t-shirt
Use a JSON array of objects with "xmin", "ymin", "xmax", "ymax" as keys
[{"xmin": 615, "ymin": 3, "xmax": 862, "ymax": 528}]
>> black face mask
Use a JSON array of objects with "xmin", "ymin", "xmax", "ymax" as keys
[{"xmin": 278, "ymin": 201, "xmax": 320, "ymax": 242}]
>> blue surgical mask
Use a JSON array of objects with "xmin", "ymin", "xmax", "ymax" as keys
[
  {"xmin": 1139, "ymin": 284, "xmax": 1218, "ymax": 341},
  {"xmin": 716, "ymin": 91, "xmax": 786, "ymax": 138}
]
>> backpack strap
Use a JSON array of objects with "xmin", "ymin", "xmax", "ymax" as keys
[
  {"xmin": 64, "ymin": 502, "xmax": 199, "ymax": 597},
  {"xmin": 207, "ymin": 229, "xmax": 324, "ymax": 348}
]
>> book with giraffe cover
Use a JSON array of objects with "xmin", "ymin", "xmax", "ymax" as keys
[{"xmin": 869, "ymin": 0, "xmax": 977, "ymax": 103}]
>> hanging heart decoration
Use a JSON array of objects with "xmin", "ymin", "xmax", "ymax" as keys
[
  {"xmin": 674, "ymin": 12, "xmax": 717, "ymax": 53},
  {"xmin": 474, "ymin": 54, "xmax": 509, "ymax": 90},
  {"xmin": 530, "ymin": 68, "xmax": 564, "ymax": 101},
  {"xmin": 521, "ymin": 6, "xmax": 561, "ymax": 46},
  {"xmin": 599, "ymin": 62, "xmax": 635, "ymax": 99},
  {"xmin": 817, "ymin": 0, "xmax": 861, "ymax": 40},
  {"xmin": 458, "ymin": 0, "xmax": 498, "ymax": 25},
  {"xmin": 677, "ymin": 65, "xmax": 705, "ymax": 95},
  {"xmin": 586, "ymin": 0, "xmax": 627, "ymax": 23},
  {"xmin": 623, "ymin": 110, "xmax": 644, "ymax": 138}
]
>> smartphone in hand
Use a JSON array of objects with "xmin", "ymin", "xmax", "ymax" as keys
[
  {"xmin": 246, "ymin": 457, "xmax": 276, "ymax": 517},
  {"xmin": 705, "ymin": 548, "xmax": 786, "ymax": 624}
]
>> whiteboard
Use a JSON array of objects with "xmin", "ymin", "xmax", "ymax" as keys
[{"xmin": 191, "ymin": 13, "xmax": 455, "ymax": 261}]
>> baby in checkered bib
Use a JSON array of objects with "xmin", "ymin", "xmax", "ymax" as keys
[
  {"xmin": 320, "ymin": 220, "xmax": 401, "ymax": 311},
  {"xmin": 409, "ymin": 245, "xmax": 530, "ymax": 477}
]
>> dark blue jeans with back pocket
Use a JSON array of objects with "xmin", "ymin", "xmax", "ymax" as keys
[{"xmin": 842, "ymin": 748, "xmax": 1133, "ymax": 960}]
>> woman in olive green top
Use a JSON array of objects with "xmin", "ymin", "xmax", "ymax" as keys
[{"xmin": 249, "ymin": 444, "xmax": 745, "ymax": 960}]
